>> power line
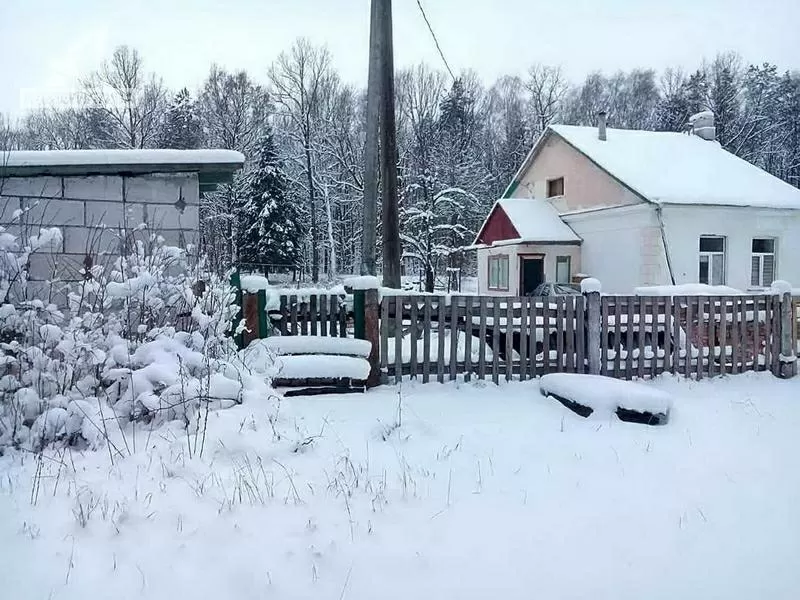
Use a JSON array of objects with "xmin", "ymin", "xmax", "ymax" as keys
[{"xmin": 415, "ymin": 0, "xmax": 456, "ymax": 81}]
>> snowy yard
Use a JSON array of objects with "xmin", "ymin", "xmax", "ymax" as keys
[{"xmin": 2, "ymin": 373, "xmax": 800, "ymax": 599}]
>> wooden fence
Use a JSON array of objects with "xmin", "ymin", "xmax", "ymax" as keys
[{"xmin": 242, "ymin": 290, "xmax": 797, "ymax": 384}]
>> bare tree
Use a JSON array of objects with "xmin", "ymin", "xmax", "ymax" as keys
[
  {"xmin": 82, "ymin": 46, "xmax": 167, "ymax": 148},
  {"xmin": 525, "ymin": 64, "xmax": 567, "ymax": 137},
  {"xmin": 269, "ymin": 39, "xmax": 336, "ymax": 283}
]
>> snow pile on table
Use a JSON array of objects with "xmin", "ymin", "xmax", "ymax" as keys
[
  {"xmin": 343, "ymin": 275, "xmax": 381, "ymax": 290},
  {"xmin": 257, "ymin": 336, "xmax": 371, "ymax": 357},
  {"xmin": 3, "ymin": 373, "xmax": 800, "ymax": 599},
  {"xmin": 540, "ymin": 373, "xmax": 672, "ymax": 423},
  {"xmin": 240, "ymin": 274, "xmax": 271, "ymax": 292},
  {"xmin": 275, "ymin": 355, "xmax": 370, "ymax": 380},
  {"xmin": 635, "ymin": 283, "xmax": 743, "ymax": 296}
]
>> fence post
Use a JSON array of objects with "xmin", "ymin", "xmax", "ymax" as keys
[
  {"xmin": 229, "ymin": 269, "xmax": 244, "ymax": 349},
  {"xmin": 346, "ymin": 277, "xmax": 382, "ymax": 388},
  {"xmin": 582, "ymin": 278, "xmax": 602, "ymax": 375},
  {"xmin": 772, "ymin": 281, "xmax": 797, "ymax": 379}
]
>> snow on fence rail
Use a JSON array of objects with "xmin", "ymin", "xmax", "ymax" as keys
[{"xmin": 239, "ymin": 289, "xmax": 795, "ymax": 384}]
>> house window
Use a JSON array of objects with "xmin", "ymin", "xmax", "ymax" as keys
[
  {"xmin": 488, "ymin": 255, "xmax": 509, "ymax": 290},
  {"xmin": 751, "ymin": 238, "xmax": 776, "ymax": 287},
  {"xmin": 556, "ymin": 256, "xmax": 571, "ymax": 283},
  {"xmin": 547, "ymin": 177, "xmax": 564, "ymax": 198},
  {"xmin": 699, "ymin": 236, "xmax": 726, "ymax": 285}
]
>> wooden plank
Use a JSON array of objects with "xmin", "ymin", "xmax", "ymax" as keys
[
  {"xmin": 492, "ymin": 299, "xmax": 501, "ymax": 384},
  {"xmin": 423, "ymin": 297, "xmax": 432, "ymax": 383},
  {"xmin": 409, "ymin": 298, "xmax": 419, "ymax": 379},
  {"xmin": 450, "ymin": 297, "xmax": 459, "ymax": 381},
  {"xmin": 685, "ymin": 297, "xmax": 694, "ymax": 378},
  {"xmin": 310, "ymin": 295, "xmax": 319, "ymax": 336},
  {"xmin": 695, "ymin": 297, "xmax": 705, "ymax": 380},
  {"xmin": 763, "ymin": 294, "xmax": 772, "ymax": 372},
  {"xmin": 625, "ymin": 297, "xmax": 634, "ymax": 380},
  {"xmin": 613, "ymin": 296, "xmax": 622, "ymax": 378},
  {"xmin": 637, "ymin": 296, "xmax": 646, "ymax": 379},
  {"xmin": 478, "ymin": 297, "xmax": 488, "ymax": 380},
  {"xmin": 437, "ymin": 297, "xmax": 446, "ymax": 383},
  {"xmin": 339, "ymin": 299, "xmax": 347, "ymax": 338},
  {"xmin": 519, "ymin": 297, "xmax": 528, "ymax": 380},
  {"xmin": 772, "ymin": 294, "xmax": 781, "ymax": 375},
  {"xmin": 530, "ymin": 298, "xmax": 539, "ymax": 378},
  {"xmin": 505, "ymin": 298, "xmax": 515, "ymax": 381},
  {"xmin": 542, "ymin": 299, "xmax": 551, "ymax": 374},
  {"xmin": 279, "ymin": 296, "xmax": 288, "ymax": 335},
  {"xmin": 708, "ymin": 296, "xmax": 717, "ymax": 378},
  {"xmin": 663, "ymin": 296, "xmax": 672, "ymax": 375},
  {"xmin": 318, "ymin": 295, "xmax": 326, "ymax": 336},
  {"xmin": 395, "ymin": 296, "xmax": 403, "ymax": 384},
  {"xmin": 329, "ymin": 295, "xmax": 338, "ymax": 337},
  {"xmin": 672, "ymin": 296, "xmax": 681, "ymax": 376},
  {"xmin": 380, "ymin": 298, "xmax": 389, "ymax": 371},
  {"xmin": 650, "ymin": 296, "xmax": 659, "ymax": 379},
  {"xmin": 740, "ymin": 296, "xmax": 748, "ymax": 372},
  {"xmin": 556, "ymin": 297, "xmax": 565, "ymax": 373},
  {"xmin": 600, "ymin": 297, "xmax": 610, "ymax": 376},
  {"xmin": 565, "ymin": 296, "xmax": 575, "ymax": 373},
  {"xmin": 730, "ymin": 297, "xmax": 739, "ymax": 374},
  {"xmin": 575, "ymin": 295, "xmax": 585, "ymax": 374},
  {"xmin": 718, "ymin": 296, "xmax": 728, "ymax": 376},
  {"xmin": 753, "ymin": 296, "xmax": 761, "ymax": 372},
  {"xmin": 289, "ymin": 295, "xmax": 298, "ymax": 335},
  {"xmin": 464, "ymin": 296, "xmax": 473, "ymax": 382}
]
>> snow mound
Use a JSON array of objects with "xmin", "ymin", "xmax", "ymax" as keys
[
  {"xmin": 275, "ymin": 355, "xmax": 370, "ymax": 380},
  {"xmin": 343, "ymin": 275, "xmax": 381, "ymax": 290},
  {"xmin": 240, "ymin": 274, "xmax": 271, "ymax": 292},
  {"xmin": 540, "ymin": 373, "xmax": 672, "ymax": 423},
  {"xmin": 770, "ymin": 280, "xmax": 792, "ymax": 295},
  {"xmin": 580, "ymin": 278, "xmax": 601, "ymax": 293},
  {"xmin": 256, "ymin": 336, "xmax": 371, "ymax": 357}
]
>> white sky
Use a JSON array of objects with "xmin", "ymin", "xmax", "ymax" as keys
[{"xmin": 1, "ymin": 0, "xmax": 799, "ymax": 117}]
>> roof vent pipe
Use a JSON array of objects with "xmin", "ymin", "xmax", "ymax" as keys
[
  {"xmin": 689, "ymin": 110, "xmax": 716, "ymax": 141},
  {"xmin": 597, "ymin": 110, "xmax": 607, "ymax": 141}
]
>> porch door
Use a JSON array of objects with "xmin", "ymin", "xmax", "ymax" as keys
[{"xmin": 520, "ymin": 257, "xmax": 544, "ymax": 295}]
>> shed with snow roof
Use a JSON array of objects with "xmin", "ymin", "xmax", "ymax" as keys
[
  {"xmin": 481, "ymin": 114, "xmax": 800, "ymax": 293},
  {"xmin": 0, "ymin": 149, "xmax": 244, "ymax": 293}
]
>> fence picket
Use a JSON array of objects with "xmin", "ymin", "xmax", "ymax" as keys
[
  {"xmin": 556, "ymin": 298, "xmax": 565, "ymax": 373},
  {"xmin": 478, "ymin": 297, "xmax": 488, "ymax": 380},
  {"xmin": 409, "ymin": 298, "xmax": 419, "ymax": 380},
  {"xmin": 519, "ymin": 297, "xmax": 528, "ymax": 380},
  {"xmin": 450, "ymin": 298, "xmax": 459, "ymax": 381},
  {"xmin": 423, "ymin": 297, "xmax": 432, "ymax": 383},
  {"xmin": 394, "ymin": 297, "xmax": 403, "ymax": 384},
  {"xmin": 506, "ymin": 299, "xmax": 515, "ymax": 381},
  {"xmin": 613, "ymin": 297, "xmax": 622, "ymax": 378},
  {"xmin": 672, "ymin": 296, "xmax": 682, "ymax": 375},
  {"xmin": 330, "ymin": 296, "xmax": 339, "ymax": 336},
  {"xmin": 719, "ymin": 296, "xmax": 728, "ymax": 375},
  {"xmin": 625, "ymin": 297, "xmax": 634, "ymax": 380},
  {"xmin": 437, "ymin": 297, "xmax": 446, "ymax": 383},
  {"xmin": 289, "ymin": 295, "xmax": 298, "ymax": 335},
  {"xmin": 637, "ymin": 297, "xmax": 646, "ymax": 379},
  {"xmin": 600, "ymin": 297, "xmax": 610, "ymax": 376},
  {"xmin": 685, "ymin": 297, "xmax": 694, "ymax": 377},
  {"xmin": 530, "ymin": 299, "xmax": 539, "ymax": 378},
  {"xmin": 309, "ymin": 295, "xmax": 318, "ymax": 336},
  {"xmin": 650, "ymin": 296, "xmax": 659, "ymax": 379},
  {"xmin": 764, "ymin": 294, "xmax": 772, "ymax": 371},
  {"xmin": 730, "ymin": 297, "xmax": 739, "ymax": 374},
  {"xmin": 380, "ymin": 297, "xmax": 389, "ymax": 371},
  {"xmin": 279, "ymin": 296, "xmax": 288, "ymax": 335},
  {"xmin": 772, "ymin": 294, "xmax": 781, "ymax": 375},
  {"xmin": 696, "ymin": 297, "xmax": 706, "ymax": 380},
  {"xmin": 565, "ymin": 296, "xmax": 575, "ymax": 373},
  {"xmin": 663, "ymin": 296, "xmax": 672, "ymax": 375},
  {"xmin": 708, "ymin": 296, "xmax": 717, "ymax": 378},
  {"xmin": 464, "ymin": 296, "xmax": 473, "ymax": 381},
  {"xmin": 752, "ymin": 296, "xmax": 761, "ymax": 372},
  {"xmin": 318, "ymin": 295, "xmax": 327, "ymax": 336},
  {"xmin": 542, "ymin": 299, "xmax": 551, "ymax": 375},
  {"xmin": 740, "ymin": 296, "xmax": 748, "ymax": 371},
  {"xmin": 492, "ymin": 299, "xmax": 501, "ymax": 384}
]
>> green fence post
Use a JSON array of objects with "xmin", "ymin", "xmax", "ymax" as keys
[
  {"xmin": 353, "ymin": 289, "xmax": 366, "ymax": 340},
  {"xmin": 229, "ymin": 270, "xmax": 244, "ymax": 349},
  {"xmin": 257, "ymin": 289, "xmax": 268, "ymax": 339}
]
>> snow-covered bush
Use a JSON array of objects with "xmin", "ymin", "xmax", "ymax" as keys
[{"xmin": 0, "ymin": 224, "xmax": 243, "ymax": 454}]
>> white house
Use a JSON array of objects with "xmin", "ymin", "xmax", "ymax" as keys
[{"xmin": 472, "ymin": 113, "xmax": 800, "ymax": 295}]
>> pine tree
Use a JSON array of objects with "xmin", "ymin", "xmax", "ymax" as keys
[
  {"xmin": 158, "ymin": 88, "xmax": 203, "ymax": 149},
  {"xmin": 236, "ymin": 131, "xmax": 305, "ymax": 274}
]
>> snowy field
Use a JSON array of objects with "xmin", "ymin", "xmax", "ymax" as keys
[{"xmin": 2, "ymin": 373, "xmax": 800, "ymax": 600}]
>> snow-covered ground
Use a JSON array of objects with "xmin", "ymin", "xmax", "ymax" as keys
[{"xmin": 2, "ymin": 373, "xmax": 800, "ymax": 599}]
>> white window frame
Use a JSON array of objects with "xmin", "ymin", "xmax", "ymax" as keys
[
  {"xmin": 751, "ymin": 238, "xmax": 776, "ymax": 288},
  {"xmin": 699, "ymin": 236, "xmax": 726, "ymax": 285},
  {"xmin": 555, "ymin": 255, "xmax": 571, "ymax": 284},
  {"xmin": 488, "ymin": 255, "xmax": 509, "ymax": 291}
]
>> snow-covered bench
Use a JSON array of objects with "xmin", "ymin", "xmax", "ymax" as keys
[
  {"xmin": 265, "ymin": 336, "xmax": 372, "ymax": 395},
  {"xmin": 539, "ymin": 373, "xmax": 672, "ymax": 426}
]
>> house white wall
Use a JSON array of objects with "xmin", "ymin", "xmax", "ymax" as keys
[
  {"xmin": 562, "ymin": 204, "xmax": 670, "ymax": 293},
  {"xmin": 511, "ymin": 134, "xmax": 644, "ymax": 212},
  {"xmin": 660, "ymin": 205, "xmax": 800, "ymax": 290},
  {"xmin": 476, "ymin": 242, "xmax": 581, "ymax": 295},
  {"xmin": 0, "ymin": 172, "xmax": 200, "ymax": 285}
]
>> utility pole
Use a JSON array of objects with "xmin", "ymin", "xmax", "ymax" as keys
[
  {"xmin": 378, "ymin": 0, "xmax": 401, "ymax": 288},
  {"xmin": 360, "ymin": 0, "xmax": 381, "ymax": 276}
]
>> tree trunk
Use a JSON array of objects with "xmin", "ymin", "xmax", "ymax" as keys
[
  {"xmin": 323, "ymin": 184, "xmax": 337, "ymax": 277},
  {"xmin": 304, "ymin": 142, "xmax": 319, "ymax": 283}
]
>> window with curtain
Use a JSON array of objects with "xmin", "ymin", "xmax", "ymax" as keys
[{"xmin": 751, "ymin": 238, "xmax": 776, "ymax": 287}]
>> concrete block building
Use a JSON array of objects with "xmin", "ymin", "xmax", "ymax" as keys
[{"xmin": 0, "ymin": 149, "xmax": 244, "ymax": 285}]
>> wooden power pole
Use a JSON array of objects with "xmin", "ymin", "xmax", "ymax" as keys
[
  {"xmin": 361, "ymin": 0, "xmax": 381, "ymax": 276},
  {"xmin": 362, "ymin": 0, "xmax": 401, "ymax": 287}
]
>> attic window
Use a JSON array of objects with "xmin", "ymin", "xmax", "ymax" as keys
[{"xmin": 547, "ymin": 177, "xmax": 564, "ymax": 198}]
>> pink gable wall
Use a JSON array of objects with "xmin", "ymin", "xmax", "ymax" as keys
[{"xmin": 477, "ymin": 205, "xmax": 519, "ymax": 244}]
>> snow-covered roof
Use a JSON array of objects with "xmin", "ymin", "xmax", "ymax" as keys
[
  {"xmin": 499, "ymin": 198, "xmax": 580, "ymax": 243},
  {"xmin": 548, "ymin": 125, "xmax": 800, "ymax": 209},
  {"xmin": 472, "ymin": 198, "xmax": 581, "ymax": 247},
  {"xmin": 1, "ymin": 149, "xmax": 245, "ymax": 186}
]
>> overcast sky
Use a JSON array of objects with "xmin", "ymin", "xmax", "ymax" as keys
[{"xmin": 1, "ymin": 0, "xmax": 799, "ymax": 117}]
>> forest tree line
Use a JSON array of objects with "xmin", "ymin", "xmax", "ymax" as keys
[{"xmin": 2, "ymin": 42, "xmax": 799, "ymax": 289}]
